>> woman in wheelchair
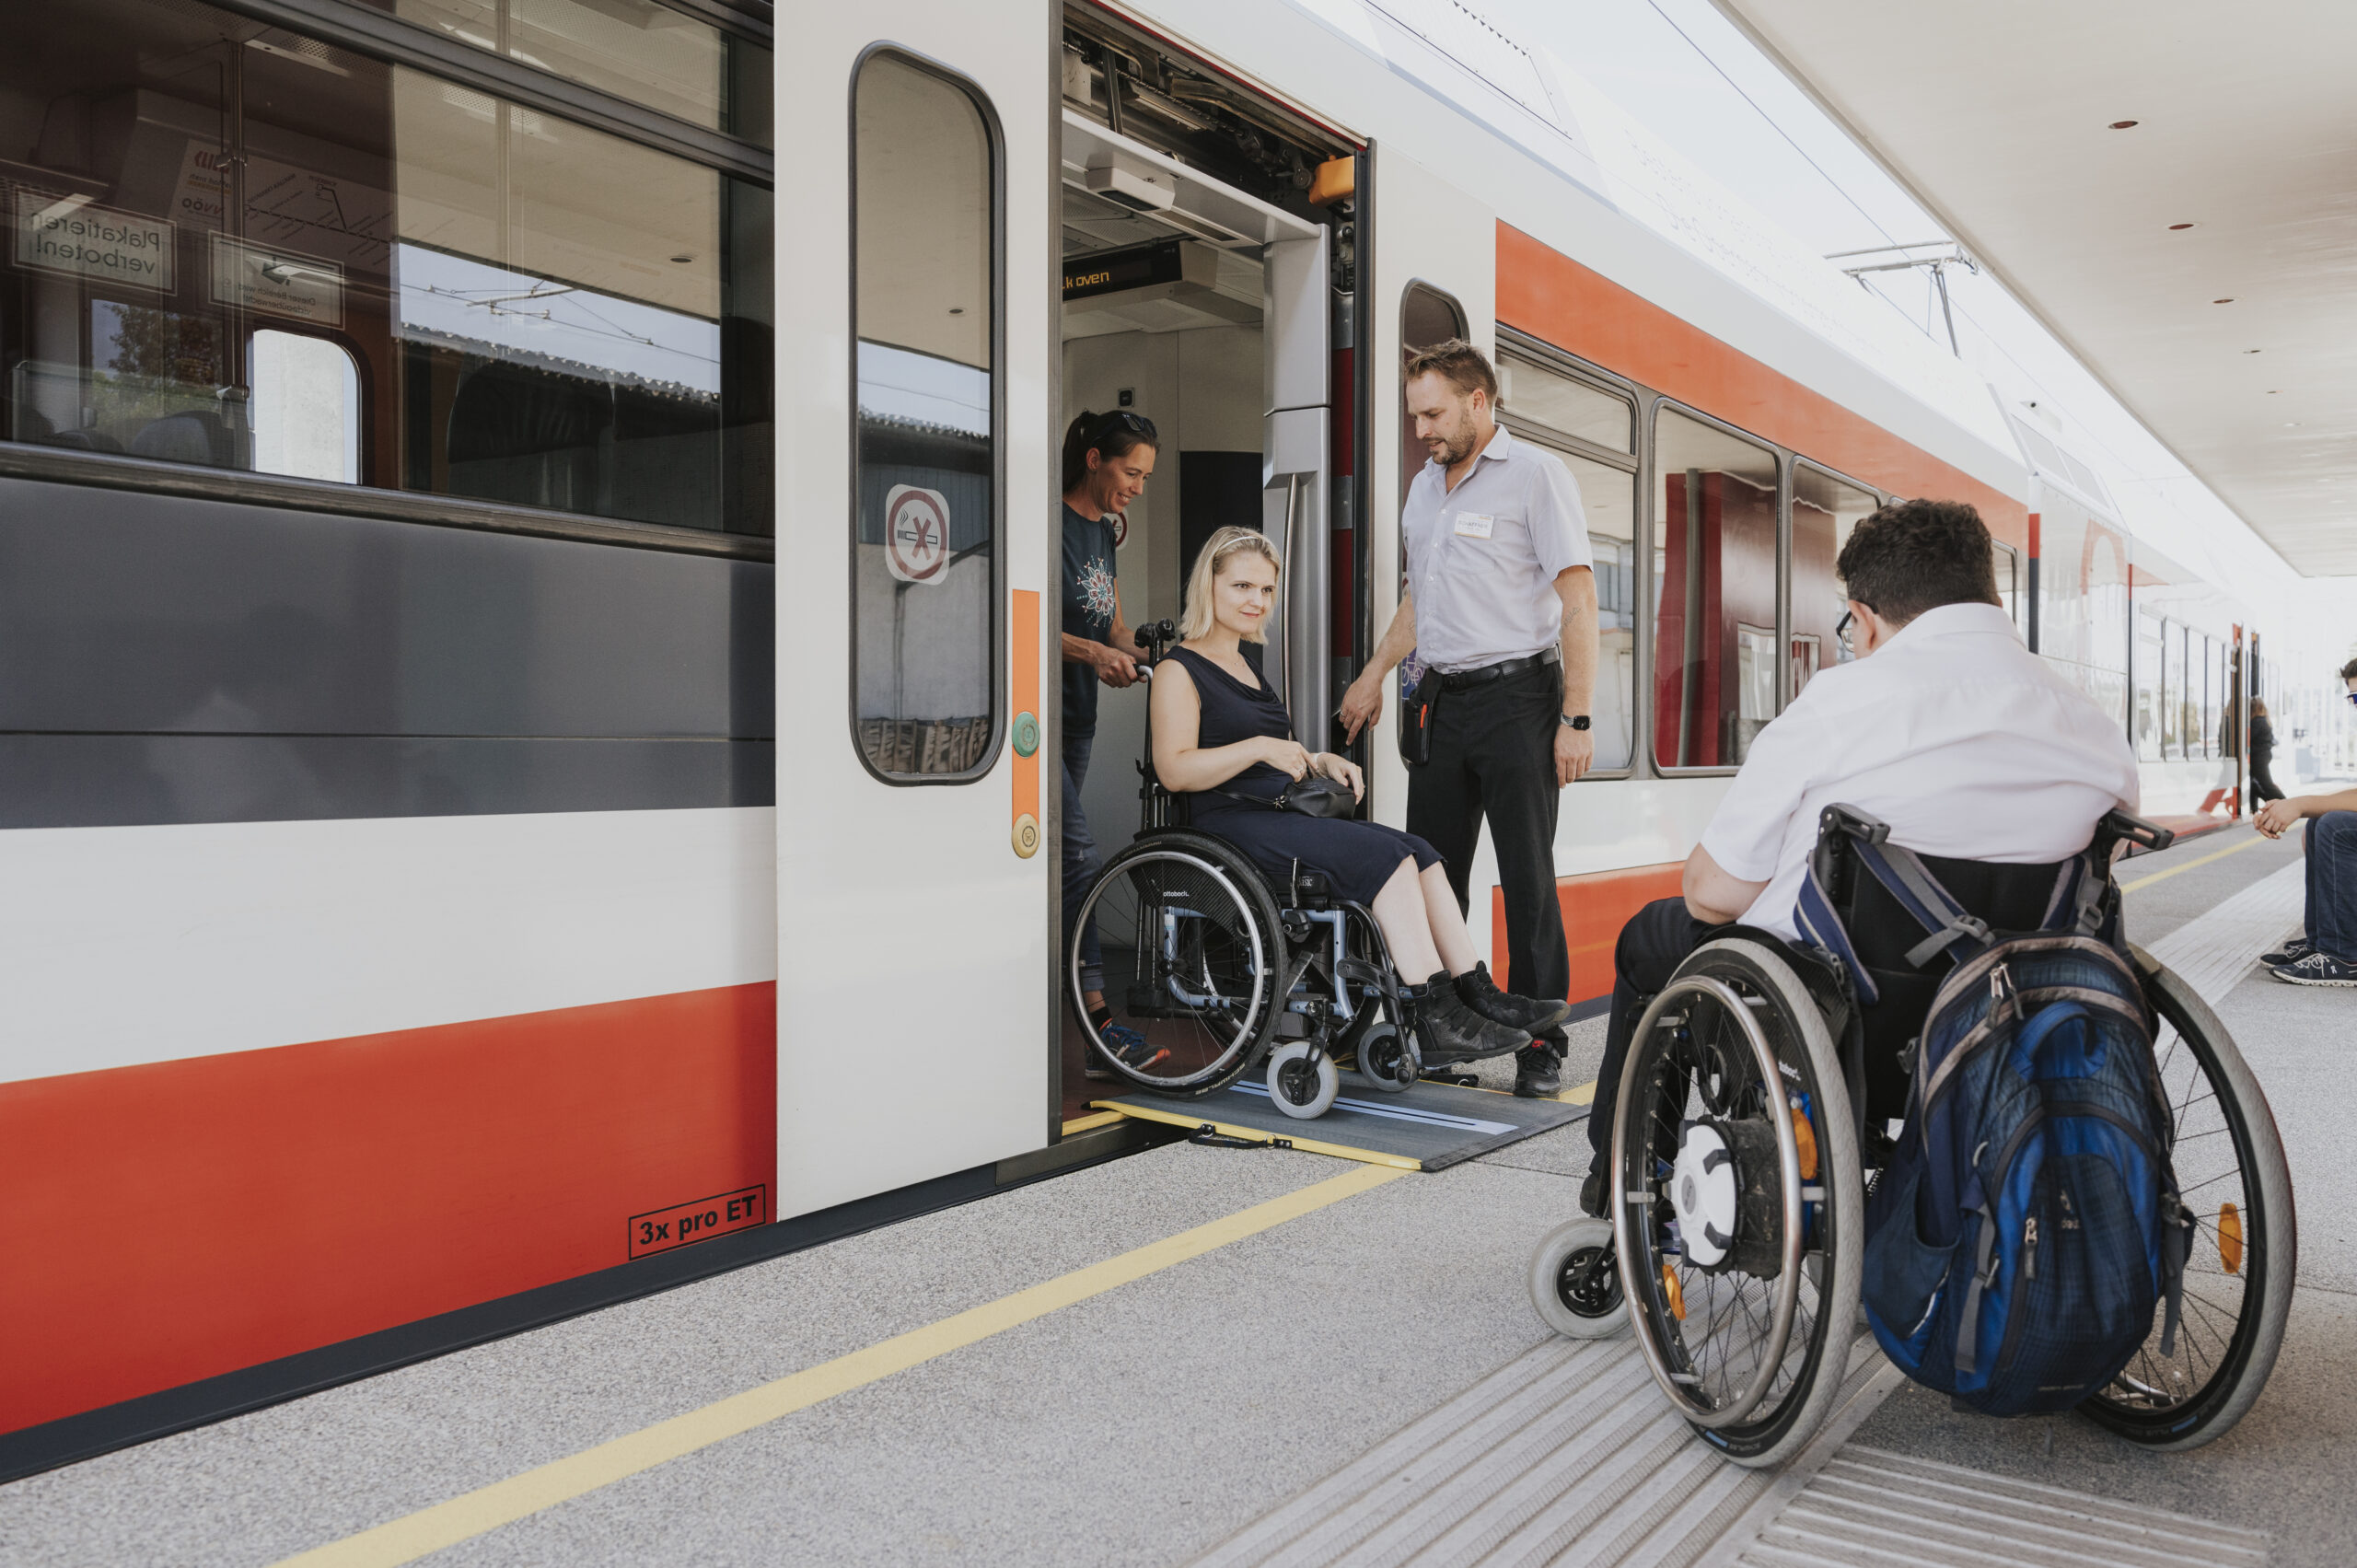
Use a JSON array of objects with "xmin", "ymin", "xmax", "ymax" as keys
[{"xmin": 1148, "ymin": 527, "xmax": 1570, "ymax": 1065}]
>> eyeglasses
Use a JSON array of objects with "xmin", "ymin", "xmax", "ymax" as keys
[{"xmin": 1835, "ymin": 610, "xmax": 1855, "ymax": 655}]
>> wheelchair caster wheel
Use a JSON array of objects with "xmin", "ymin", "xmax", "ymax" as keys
[
  {"xmin": 1354, "ymin": 1022, "xmax": 1418, "ymax": 1094},
  {"xmin": 1267, "ymin": 1040, "xmax": 1339, "ymax": 1120},
  {"xmin": 1529, "ymin": 1216, "xmax": 1626, "ymax": 1339}
]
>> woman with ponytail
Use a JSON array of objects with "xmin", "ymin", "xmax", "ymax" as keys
[{"xmin": 1060, "ymin": 409, "xmax": 1161, "ymax": 1077}]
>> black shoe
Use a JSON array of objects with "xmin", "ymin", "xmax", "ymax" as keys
[
  {"xmin": 1454, "ymin": 962, "xmax": 1573, "ymax": 1034},
  {"xmin": 1082, "ymin": 1016, "xmax": 1167, "ymax": 1080},
  {"xmin": 1409, "ymin": 981, "xmax": 1532, "ymax": 1065},
  {"xmin": 1514, "ymin": 1043, "xmax": 1562, "ymax": 1098},
  {"xmin": 2260, "ymin": 935, "xmax": 2313, "ymax": 967},
  {"xmin": 1579, "ymin": 1163, "xmax": 1607, "ymax": 1218}
]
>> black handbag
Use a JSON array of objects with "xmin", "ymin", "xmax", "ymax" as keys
[{"xmin": 1213, "ymin": 772, "xmax": 1355, "ymax": 819}]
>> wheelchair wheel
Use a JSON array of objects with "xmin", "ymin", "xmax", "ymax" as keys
[
  {"xmin": 2079, "ymin": 948, "xmax": 2296, "ymax": 1450},
  {"xmin": 1353, "ymin": 1022, "xmax": 1419, "ymax": 1094},
  {"xmin": 1070, "ymin": 832, "xmax": 1284, "ymax": 1097},
  {"xmin": 1267, "ymin": 1040, "xmax": 1340, "ymax": 1119},
  {"xmin": 1530, "ymin": 1216, "xmax": 1627, "ymax": 1339},
  {"xmin": 1612, "ymin": 937, "xmax": 1862, "ymax": 1468}
]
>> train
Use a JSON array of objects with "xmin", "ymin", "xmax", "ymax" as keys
[{"xmin": 0, "ymin": 0, "xmax": 2338, "ymax": 1474}]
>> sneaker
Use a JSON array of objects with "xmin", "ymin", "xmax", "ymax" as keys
[
  {"xmin": 1514, "ymin": 1043, "xmax": 1562, "ymax": 1098},
  {"xmin": 1455, "ymin": 962, "xmax": 1574, "ymax": 1034},
  {"xmin": 2270, "ymin": 949, "xmax": 2357, "ymax": 987},
  {"xmin": 1411, "ymin": 982, "xmax": 1532, "ymax": 1065},
  {"xmin": 1083, "ymin": 1018, "xmax": 1168, "ymax": 1080},
  {"xmin": 2260, "ymin": 935, "xmax": 2314, "ymax": 967}
]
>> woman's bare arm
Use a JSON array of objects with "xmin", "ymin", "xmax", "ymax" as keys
[{"xmin": 1150, "ymin": 661, "xmax": 1310, "ymax": 790}]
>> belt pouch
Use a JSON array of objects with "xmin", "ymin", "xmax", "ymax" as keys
[{"xmin": 1400, "ymin": 676, "xmax": 1437, "ymax": 768}]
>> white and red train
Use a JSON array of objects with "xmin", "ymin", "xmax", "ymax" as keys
[{"xmin": 0, "ymin": 0, "xmax": 2310, "ymax": 1469}]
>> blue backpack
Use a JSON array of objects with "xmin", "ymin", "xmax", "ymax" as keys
[{"xmin": 1797, "ymin": 821, "xmax": 2192, "ymax": 1416}]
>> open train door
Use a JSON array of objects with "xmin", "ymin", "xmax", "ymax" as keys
[{"xmin": 777, "ymin": 6, "xmax": 1058, "ymax": 1214}]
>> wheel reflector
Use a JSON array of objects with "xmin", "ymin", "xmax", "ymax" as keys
[
  {"xmin": 2220, "ymin": 1202, "xmax": 2243, "ymax": 1274},
  {"xmin": 1662, "ymin": 1262, "xmax": 1686, "ymax": 1321},
  {"xmin": 1791, "ymin": 1101, "xmax": 1819, "ymax": 1180}
]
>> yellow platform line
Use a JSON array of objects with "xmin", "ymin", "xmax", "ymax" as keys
[
  {"xmin": 271, "ymin": 1163, "xmax": 1407, "ymax": 1568},
  {"xmin": 1092, "ymin": 1100, "xmax": 1424, "ymax": 1169},
  {"xmin": 1059, "ymin": 1109, "xmax": 1125, "ymax": 1135},
  {"xmin": 2119, "ymin": 831, "xmax": 2265, "ymax": 893}
]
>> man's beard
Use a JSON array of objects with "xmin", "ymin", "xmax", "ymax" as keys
[{"xmin": 1428, "ymin": 428, "xmax": 1475, "ymax": 468}]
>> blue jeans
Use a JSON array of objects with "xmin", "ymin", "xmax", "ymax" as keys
[
  {"xmin": 1062, "ymin": 729, "xmax": 1104, "ymax": 995},
  {"xmin": 2306, "ymin": 810, "xmax": 2357, "ymax": 960}
]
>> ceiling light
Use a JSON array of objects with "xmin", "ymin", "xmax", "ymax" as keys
[
  {"xmin": 2213, "ymin": 297, "xmax": 2235, "ymax": 304},
  {"xmin": 2168, "ymin": 223, "xmax": 2195, "ymax": 230},
  {"xmin": 2268, "ymin": 389, "xmax": 2281, "ymax": 394},
  {"xmin": 2109, "ymin": 120, "xmax": 2139, "ymax": 129},
  {"xmin": 2245, "ymin": 348, "xmax": 2262, "ymax": 354},
  {"xmin": 2285, "ymin": 422, "xmax": 2301, "ymax": 428},
  {"xmin": 669, "ymin": 253, "xmax": 694, "ymax": 263}
]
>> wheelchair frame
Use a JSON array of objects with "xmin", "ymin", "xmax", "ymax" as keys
[
  {"xmin": 1529, "ymin": 805, "xmax": 2296, "ymax": 1467},
  {"xmin": 1067, "ymin": 621, "xmax": 1423, "ymax": 1117}
]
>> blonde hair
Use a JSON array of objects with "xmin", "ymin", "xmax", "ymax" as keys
[{"xmin": 1179, "ymin": 526, "xmax": 1280, "ymax": 643}]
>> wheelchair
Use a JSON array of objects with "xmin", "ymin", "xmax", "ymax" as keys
[
  {"xmin": 1528, "ymin": 806, "xmax": 2295, "ymax": 1467},
  {"xmin": 1068, "ymin": 621, "xmax": 1422, "ymax": 1119}
]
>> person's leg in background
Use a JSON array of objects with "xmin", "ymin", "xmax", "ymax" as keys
[
  {"xmin": 2274, "ymin": 811, "xmax": 2357, "ymax": 986},
  {"xmin": 2250, "ymin": 753, "xmax": 2285, "ymax": 808},
  {"xmin": 1582, "ymin": 897, "xmax": 1713, "ymax": 1212},
  {"xmin": 1061, "ymin": 728, "xmax": 1103, "ymax": 1005},
  {"xmin": 1452, "ymin": 668, "xmax": 1573, "ymax": 1094}
]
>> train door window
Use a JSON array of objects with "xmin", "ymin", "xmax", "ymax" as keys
[
  {"xmin": 850, "ymin": 52, "xmax": 1000, "ymax": 782},
  {"xmin": 0, "ymin": 0, "xmax": 774, "ymax": 537},
  {"xmin": 1790, "ymin": 463, "xmax": 1876, "ymax": 690},
  {"xmin": 383, "ymin": 0, "xmax": 774, "ymax": 145},
  {"xmin": 2038, "ymin": 497, "xmax": 2131, "ymax": 728},
  {"xmin": 1395, "ymin": 283, "xmax": 1466, "ymax": 744},
  {"xmin": 251, "ymin": 331, "xmax": 360, "ymax": 483},
  {"xmin": 2133, "ymin": 610, "xmax": 2164, "ymax": 762},
  {"xmin": 1495, "ymin": 347, "xmax": 1638, "ymax": 772},
  {"xmin": 1654, "ymin": 406, "xmax": 1779, "ymax": 770}
]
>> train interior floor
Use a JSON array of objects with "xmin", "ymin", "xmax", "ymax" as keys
[{"xmin": 6, "ymin": 800, "xmax": 2351, "ymax": 1567}]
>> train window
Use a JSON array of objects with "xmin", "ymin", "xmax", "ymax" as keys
[
  {"xmin": 1654, "ymin": 406, "xmax": 1779, "ymax": 770},
  {"xmin": 1510, "ymin": 433, "xmax": 1637, "ymax": 772},
  {"xmin": 2161, "ymin": 621, "xmax": 2186, "ymax": 759},
  {"xmin": 379, "ymin": 0, "xmax": 772, "ymax": 145},
  {"xmin": 850, "ymin": 52, "xmax": 999, "ymax": 782},
  {"xmin": 2133, "ymin": 610, "xmax": 2165, "ymax": 762},
  {"xmin": 2038, "ymin": 497, "xmax": 2131, "ymax": 729},
  {"xmin": 1497, "ymin": 354, "xmax": 1631, "ymax": 454},
  {"xmin": 1791, "ymin": 465, "xmax": 1876, "ymax": 691},
  {"xmin": 1992, "ymin": 540, "xmax": 2022, "ymax": 633},
  {"xmin": 251, "ymin": 331, "xmax": 360, "ymax": 483},
  {"xmin": 0, "ymin": 0, "xmax": 774, "ymax": 537}
]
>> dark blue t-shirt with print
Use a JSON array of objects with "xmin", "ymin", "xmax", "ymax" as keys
[{"xmin": 1062, "ymin": 504, "xmax": 1120, "ymax": 737}]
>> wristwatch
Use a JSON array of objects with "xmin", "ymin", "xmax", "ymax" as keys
[{"xmin": 1560, "ymin": 714, "xmax": 1591, "ymax": 731}]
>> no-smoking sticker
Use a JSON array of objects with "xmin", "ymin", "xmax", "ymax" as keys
[{"xmin": 884, "ymin": 484, "xmax": 951, "ymax": 585}]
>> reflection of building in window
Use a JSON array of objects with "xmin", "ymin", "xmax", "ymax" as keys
[{"xmin": 1654, "ymin": 466, "xmax": 1775, "ymax": 769}]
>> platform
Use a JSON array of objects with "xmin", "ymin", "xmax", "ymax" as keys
[
  {"xmin": 2, "ymin": 818, "xmax": 2349, "ymax": 1567},
  {"xmin": 1095, "ymin": 1072, "xmax": 1587, "ymax": 1171}
]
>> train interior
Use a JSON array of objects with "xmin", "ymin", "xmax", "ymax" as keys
[{"xmin": 1052, "ymin": 15, "xmax": 1353, "ymax": 1121}]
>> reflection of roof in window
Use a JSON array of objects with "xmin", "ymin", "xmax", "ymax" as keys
[{"xmin": 395, "ymin": 323, "xmax": 717, "ymax": 404}]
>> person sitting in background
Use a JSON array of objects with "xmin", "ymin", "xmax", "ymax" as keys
[
  {"xmin": 1152, "ymin": 527, "xmax": 1571, "ymax": 1067},
  {"xmin": 2255, "ymin": 657, "xmax": 2357, "ymax": 987}
]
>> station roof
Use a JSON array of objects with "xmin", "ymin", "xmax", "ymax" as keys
[{"xmin": 1712, "ymin": 0, "xmax": 2357, "ymax": 576}]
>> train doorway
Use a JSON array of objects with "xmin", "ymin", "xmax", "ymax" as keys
[{"xmin": 1052, "ymin": 15, "xmax": 1362, "ymax": 1121}]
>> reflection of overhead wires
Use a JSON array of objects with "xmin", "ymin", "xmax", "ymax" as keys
[{"xmin": 421, "ymin": 280, "xmax": 694, "ymax": 358}]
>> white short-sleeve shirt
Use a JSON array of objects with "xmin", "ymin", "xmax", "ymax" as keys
[
  {"xmin": 1402, "ymin": 425, "xmax": 1593, "ymax": 671},
  {"xmin": 1701, "ymin": 602, "xmax": 2142, "ymax": 941}
]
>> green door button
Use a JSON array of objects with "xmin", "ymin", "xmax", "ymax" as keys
[{"xmin": 1013, "ymin": 711, "xmax": 1040, "ymax": 757}]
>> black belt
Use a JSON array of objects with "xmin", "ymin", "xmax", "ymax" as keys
[{"xmin": 1435, "ymin": 648, "xmax": 1559, "ymax": 692}]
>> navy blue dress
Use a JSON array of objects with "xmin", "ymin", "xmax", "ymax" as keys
[{"xmin": 1166, "ymin": 645, "xmax": 1442, "ymax": 904}]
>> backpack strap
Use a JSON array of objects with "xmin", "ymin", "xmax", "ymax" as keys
[
  {"xmin": 1795, "ymin": 865, "xmax": 1881, "ymax": 1006},
  {"xmin": 2038, "ymin": 849, "xmax": 2116, "ymax": 938},
  {"xmin": 1954, "ymin": 1198, "xmax": 2002, "ymax": 1378},
  {"xmin": 1845, "ymin": 833, "xmax": 1996, "ymax": 969}
]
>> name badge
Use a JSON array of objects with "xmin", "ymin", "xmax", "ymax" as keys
[{"xmin": 1452, "ymin": 511, "xmax": 1494, "ymax": 540}]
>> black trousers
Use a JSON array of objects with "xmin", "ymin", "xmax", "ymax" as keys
[
  {"xmin": 2250, "ymin": 752, "xmax": 2285, "ymax": 807},
  {"xmin": 1407, "ymin": 663, "xmax": 1571, "ymax": 1039},
  {"xmin": 1589, "ymin": 897, "xmax": 1713, "ymax": 1160}
]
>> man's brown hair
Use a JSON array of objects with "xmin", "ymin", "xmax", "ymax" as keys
[
  {"xmin": 1403, "ymin": 337, "xmax": 1498, "ymax": 406},
  {"xmin": 1836, "ymin": 498, "xmax": 2002, "ymax": 626}
]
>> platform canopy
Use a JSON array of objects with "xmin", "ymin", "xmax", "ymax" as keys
[{"xmin": 1712, "ymin": 0, "xmax": 2357, "ymax": 575}]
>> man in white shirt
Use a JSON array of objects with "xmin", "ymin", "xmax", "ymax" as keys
[{"xmin": 1581, "ymin": 498, "xmax": 2142, "ymax": 1211}]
